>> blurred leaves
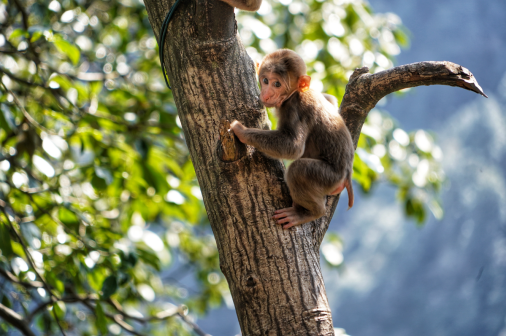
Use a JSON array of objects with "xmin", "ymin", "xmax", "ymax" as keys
[
  {"xmin": 0, "ymin": 0, "xmax": 219, "ymax": 334},
  {"xmin": 355, "ymin": 110, "xmax": 446, "ymax": 224}
]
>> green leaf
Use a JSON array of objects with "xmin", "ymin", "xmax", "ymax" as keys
[
  {"xmin": 58, "ymin": 207, "xmax": 79, "ymax": 227},
  {"xmin": 1, "ymin": 295, "xmax": 11, "ymax": 309},
  {"xmin": 8, "ymin": 29, "xmax": 28, "ymax": 41},
  {"xmin": 11, "ymin": 241, "xmax": 26, "ymax": 258},
  {"xmin": 0, "ymin": 221, "xmax": 13, "ymax": 258},
  {"xmin": 89, "ymin": 81, "xmax": 103, "ymax": 97},
  {"xmin": 31, "ymin": 31, "xmax": 43, "ymax": 42},
  {"xmin": 53, "ymin": 301, "xmax": 66, "ymax": 320},
  {"xmin": 393, "ymin": 28, "xmax": 410, "ymax": 48},
  {"xmin": 405, "ymin": 197, "xmax": 426, "ymax": 225},
  {"xmin": 120, "ymin": 251, "xmax": 138, "ymax": 269},
  {"xmin": 46, "ymin": 272, "xmax": 65, "ymax": 294},
  {"xmin": 87, "ymin": 270, "xmax": 106, "ymax": 291},
  {"xmin": 53, "ymin": 35, "xmax": 80, "ymax": 65},
  {"xmin": 136, "ymin": 247, "xmax": 161, "ymax": 271},
  {"xmin": 101, "ymin": 275, "xmax": 118, "ymax": 299},
  {"xmin": 49, "ymin": 75, "xmax": 73, "ymax": 91},
  {"xmin": 91, "ymin": 173, "xmax": 108, "ymax": 190},
  {"xmin": 95, "ymin": 302, "xmax": 108, "ymax": 335}
]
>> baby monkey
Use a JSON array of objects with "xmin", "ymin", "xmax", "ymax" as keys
[{"xmin": 231, "ymin": 49, "xmax": 354, "ymax": 229}]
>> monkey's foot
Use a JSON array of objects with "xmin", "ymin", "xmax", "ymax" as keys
[{"xmin": 272, "ymin": 207, "xmax": 314, "ymax": 229}]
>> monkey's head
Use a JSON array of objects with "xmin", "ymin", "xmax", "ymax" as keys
[{"xmin": 258, "ymin": 49, "xmax": 311, "ymax": 108}]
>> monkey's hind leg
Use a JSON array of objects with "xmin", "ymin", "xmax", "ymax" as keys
[{"xmin": 272, "ymin": 159, "xmax": 330, "ymax": 229}]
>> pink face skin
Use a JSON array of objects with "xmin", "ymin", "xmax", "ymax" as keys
[{"xmin": 259, "ymin": 72, "xmax": 288, "ymax": 108}]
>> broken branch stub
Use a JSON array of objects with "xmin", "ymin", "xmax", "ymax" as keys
[{"xmin": 218, "ymin": 119, "xmax": 246, "ymax": 162}]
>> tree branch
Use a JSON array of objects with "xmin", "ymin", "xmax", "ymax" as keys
[
  {"xmin": 326, "ymin": 61, "xmax": 487, "ymax": 232},
  {"xmin": 0, "ymin": 303, "xmax": 36, "ymax": 336},
  {"xmin": 177, "ymin": 312, "xmax": 211, "ymax": 336},
  {"xmin": 340, "ymin": 61, "xmax": 487, "ymax": 146},
  {"xmin": 0, "ymin": 208, "xmax": 67, "ymax": 336},
  {"xmin": 10, "ymin": 0, "xmax": 29, "ymax": 31},
  {"xmin": 0, "ymin": 267, "xmax": 44, "ymax": 289}
]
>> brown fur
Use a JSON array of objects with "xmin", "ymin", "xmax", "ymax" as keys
[
  {"xmin": 231, "ymin": 49, "xmax": 354, "ymax": 229},
  {"xmin": 219, "ymin": 0, "xmax": 262, "ymax": 11}
]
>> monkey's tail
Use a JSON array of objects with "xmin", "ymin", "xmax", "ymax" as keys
[{"xmin": 345, "ymin": 174, "xmax": 354, "ymax": 210}]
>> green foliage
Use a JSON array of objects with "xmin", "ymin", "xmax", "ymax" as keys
[
  {"xmin": 355, "ymin": 110, "xmax": 445, "ymax": 224},
  {"xmin": 0, "ymin": 0, "xmax": 445, "ymax": 334},
  {"xmin": 0, "ymin": 0, "xmax": 221, "ymax": 334}
]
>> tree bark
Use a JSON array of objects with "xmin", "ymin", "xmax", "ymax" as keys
[{"xmin": 143, "ymin": 0, "xmax": 486, "ymax": 334}]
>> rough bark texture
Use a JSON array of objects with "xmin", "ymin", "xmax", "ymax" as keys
[{"xmin": 143, "ymin": 0, "xmax": 486, "ymax": 334}]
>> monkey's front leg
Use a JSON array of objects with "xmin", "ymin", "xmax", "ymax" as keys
[{"xmin": 230, "ymin": 120, "xmax": 305, "ymax": 159}]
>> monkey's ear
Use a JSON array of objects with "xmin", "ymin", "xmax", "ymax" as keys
[
  {"xmin": 298, "ymin": 75, "xmax": 311, "ymax": 92},
  {"xmin": 255, "ymin": 62, "xmax": 260, "ymax": 74}
]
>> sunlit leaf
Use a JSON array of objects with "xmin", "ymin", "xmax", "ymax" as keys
[
  {"xmin": 53, "ymin": 35, "xmax": 80, "ymax": 65},
  {"xmin": 58, "ymin": 207, "xmax": 79, "ymax": 227},
  {"xmin": 8, "ymin": 29, "xmax": 28, "ymax": 41},
  {"xmin": 31, "ymin": 31, "xmax": 43, "ymax": 43},
  {"xmin": 53, "ymin": 301, "xmax": 66, "ymax": 320},
  {"xmin": 10, "ymin": 241, "xmax": 26, "ymax": 259}
]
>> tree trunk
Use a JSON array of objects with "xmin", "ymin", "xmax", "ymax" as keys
[{"xmin": 143, "ymin": 0, "xmax": 486, "ymax": 334}]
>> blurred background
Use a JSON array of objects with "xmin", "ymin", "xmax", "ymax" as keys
[
  {"xmin": 327, "ymin": 1, "xmax": 506, "ymax": 336},
  {"xmin": 0, "ymin": 0, "xmax": 504, "ymax": 334}
]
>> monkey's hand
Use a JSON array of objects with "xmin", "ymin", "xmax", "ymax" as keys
[{"xmin": 230, "ymin": 120, "xmax": 248, "ymax": 144}]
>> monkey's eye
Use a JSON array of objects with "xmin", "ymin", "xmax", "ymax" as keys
[
  {"xmin": 263, "ymin": 78, "xmax": 268, "ymax": 84},
  {"xmin": 274, "ymin": 82, "xmax": 281, "ymax": 88}
]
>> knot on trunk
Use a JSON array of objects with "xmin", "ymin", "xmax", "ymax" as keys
[{"xmin": 242, "ymin": 273, "xmax": 259, "ymax": 291}]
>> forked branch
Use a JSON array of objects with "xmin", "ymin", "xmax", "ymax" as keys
[
  {"xmin": 339, "ymin": 61, "xmax": 487, "ymax": 146},
  {"xmin": 324, "ymin": 61, "xmax": 486, "ymax": 225}
]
